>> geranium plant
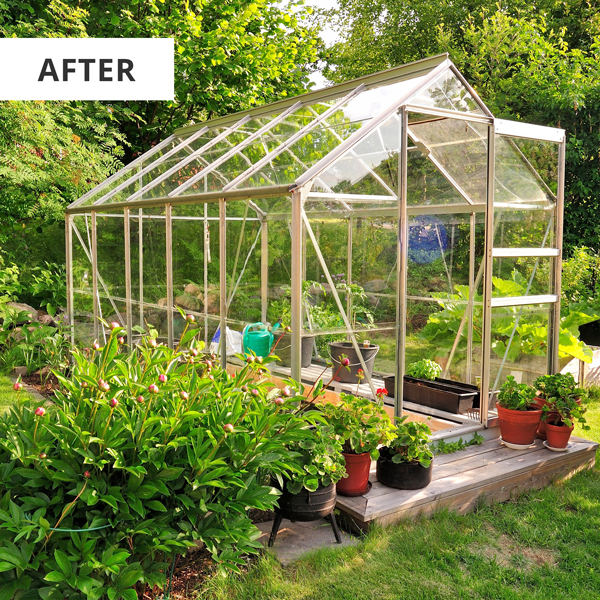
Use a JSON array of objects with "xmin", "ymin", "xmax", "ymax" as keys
[
  {"xmin": 497, "ymin": 375, "xmax": 537, "ymax": 410},
  {"xmin": 284, "ymin": 423, "xmax": 347, "ymax": 494},
  {"xmin": 319, "ymin": 393, "xmax": 396, "ymax": 459},
  {"xmin": 386, "ymin": 416, "xmax": 433, "ymax": 467}
]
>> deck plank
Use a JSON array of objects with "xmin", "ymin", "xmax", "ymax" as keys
[{"xmin": 335, "ymin": 437, "xmax": 598, "ymax": 526}]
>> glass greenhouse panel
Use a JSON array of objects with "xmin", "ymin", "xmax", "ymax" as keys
[
  {"xmin": 409, "ymin": 68, "xmax": 486, "ymax": 115},
  {"xmin": 407, "ymin": 212, "xmax": 485, "ymax": 300},
  {"xmin": 489, "ymin": 303, "xmax": 553, "ymax": 388},
  {"xmin": 96, "ymin": 214, "xmax": 127, "ymax": 338},
  {"xmin": 71, "ymin": 216, "xmax": 94, "ymax": 346},
  {"xmin": 407, "ymin": 144, "xmax": 469, "ymax": 206},
  {"xmin": 492, "ymin": 257, "xmax": 553, "ymax": 298},
  {"xmin": 408, "ymin": 118, "xmax": 489, "ymax": 205},
  {"xmin": 493, "ymin": 206, "xmax": 555, "ymax": 249}
]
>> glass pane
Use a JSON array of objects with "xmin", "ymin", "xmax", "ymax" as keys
[
  {"xmin": 408, "ymin": 118, "xmax": 489, "ymax": 205},
  {"xmin": 410, "ymin": 69, "xmax": 486, "ymax": 115},
  {"xmin": 492, "ymin": 257, "xmax": 553, "ymax": 298},
  {"xmin": 96, "ymin": 214, "xmax": 127, "ymax": 341},
  {"xmin": 489, "ymin": 303, "xmax": 552, "ymax": 389},
  {"xmin": 72, "ymin": 216, "xmax": 95, "ymax": 346}
]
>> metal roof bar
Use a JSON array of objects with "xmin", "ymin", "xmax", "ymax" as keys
[
  {"xmin": 92, "ymin": 126, "xmax": 209, "ymax": 206},
  {"xmin": 123, "ymin": 115, "xmax": 252, "ymax": 204},
  {"xmin": 65, "ymin": 184, "xmax": 291, "ymax": 215},
  {"xmin": 405, "ymin": 104, "xmax": 492, "ymax": 124},
  {"xmin": 492, "ymin": 248, "xmax": 560, "ymax": 258},
  {"xmin": 222, "ymin": 84, "xmax": 366, "ymax": 191},
  {"xmin": 169, "ymin": 101, "xmax": 303, "ymax": 197},
  {"xmin": 175, "ymin": 54, "xmax": 449, "ymax": 136},
  {"xmin": 68, "ymin": 133, "xmax": 177, "ymax": 208},
  {"xmin": 490, "ymin": 294, "xmax": 558, "ymax": 308},
  {"xmin": 293, "ymin": 60, "xmax": 450, "ymax": 189}
]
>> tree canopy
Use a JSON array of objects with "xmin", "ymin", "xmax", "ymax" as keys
[{"xmin": 323, "ymin": 0, "xmax": 600, "ymax": 251}]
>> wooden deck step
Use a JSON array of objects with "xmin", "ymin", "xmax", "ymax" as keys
[{"xmin": 336, "ymin": 436, "xmax": 599, "ymax": 530}]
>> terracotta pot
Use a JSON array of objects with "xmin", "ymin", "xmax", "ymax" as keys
[
  {"xmin": 535, "ymin": 397, "xmax": 581, "ymax": 440},
  {"xmin": 496, "ymin": 403, "xmax": 542, "ymax": 446},
  {"xmin": 336, "ymin": 451, "xmax": 371, "ymax": 496},
  {"xmin": 545, "ymin": 422, "xmax": 574, "ymax": 449}
]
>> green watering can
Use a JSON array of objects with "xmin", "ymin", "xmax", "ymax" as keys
[{"xmin": 242, "ymin": 322, "xmax": 281, "ymax": 358}]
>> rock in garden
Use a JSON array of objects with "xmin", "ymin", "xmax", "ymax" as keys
[
  {"xmin": 175, "ymin": 293, "xmax": 201, "ymax": 312},
  {"xmin": 5, "ymin": 302, "xmax": 38, "ymax": 322},
  {"xmin": 184, "ymin": 282, "xmax": 202, "ymax": 296},
  {"xmin": 37, "ymin": 311, "xmax": 57, "ymax": 327}
]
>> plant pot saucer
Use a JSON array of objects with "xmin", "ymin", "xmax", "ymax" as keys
[
  {"xmin": 543, "ymin": 440, "xmax": 573, "ymax": 452},
  {"xmin": 499, "ymin": 437, "xmax": 536, "ymax": 450},
  {"xmin": 337, "ymin": 480, "xmax": 372, "ymax": 497}
]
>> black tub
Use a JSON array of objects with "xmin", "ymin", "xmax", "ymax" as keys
[{"xmin": 376, "ymin": 447, "xmax": 433, "ymax": 490}]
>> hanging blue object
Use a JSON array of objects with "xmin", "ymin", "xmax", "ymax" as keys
[{"xmin": 407, "ymin": 216, "xmax": 448, "ymax": 264}]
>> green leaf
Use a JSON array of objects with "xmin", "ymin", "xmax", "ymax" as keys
[
  {"xmin": 44, "ymin": 571, "xmax": 66, "ymax": 582},
  {"xmin": 54, "ymin": 549, "xmax": 72, "ymax": 577}
]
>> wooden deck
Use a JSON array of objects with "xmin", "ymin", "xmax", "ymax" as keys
[{"xmin": 336, "ymin": 435, "xmax": 599, "ymax": 530}]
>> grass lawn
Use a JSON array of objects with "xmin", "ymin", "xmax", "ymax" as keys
[
  {"xmin": 0, "ymin": 373, "xmax": 32, "ymax": 412},
  {"xmin": 204, "ymin": 392, "xmax": 600, "ymax": 600}
]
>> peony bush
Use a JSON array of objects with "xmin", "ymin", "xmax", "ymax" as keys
[{"xmin": 0, "ymin": 324, "xmax": 321, "ymax": 600}]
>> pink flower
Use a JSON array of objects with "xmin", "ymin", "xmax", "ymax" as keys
[
  {"xmin": 117, "ymin": 336, "xmax": 125, "ymax": 345},
  {"xmin": 251, "ymin": 389, "xmax": 259, "ymax": 397},
  {"xmin": 98, "ymin": 379, "xmax": 110, "ymax": 393},
  {"xmin": 246, "ymin": 356, "xmax": 255, "ymax": 364},
  {"xmin": 275, "ymin": 397, "xmax": 284, "ymax": 406},
  {"xmin": 158, "ymin": 374, "xmax": 167, "ymax": 383},
  {"xmin": 39, "ymin": 452, "xmax": 47, "ymax": 459},
  {"xmin": 83, "ymin": 471, "xmax": 91, "ymax": 478},
  {"xmin": 81, "ymin": 381, "xmax": 88, "ymax": 388},
  {"xmin": 35, "ymin": 407, "xmax": 46, "ymax": 417},
  {"xmin": 180, "ymin": 391, "xmax": 189, "ymax": 400},
  {"xmin": 92, "ymin": 341, "xmax": 100, "ymax": 350},
  {"xmin": 109, "ymin": 398, "xmax": 119, "ymax": 408},
  {"xmin": 110, "ymin": 321, "xmax": 120, "ymax": 330},
  {"xmin": 241, "ymin": 385, "xmax": 248, "ymax": 393},
  {"xmin": 282, "ymin": 387, "xmax": 291, "ymax": 397},
  {"xmin": 189, "ymin": 348, "xmax": 199, "ymax": 357},
  {"xmin": 136, "ymin": 395, "xmax": 144, "ymax": 403},
  {"xmin": 13, "ymin": 381, "xmax": 22, "ymax": 392},
  {"xmin": 148, "ymin": 384, "xmax": 159, "ymax": 394},
  {"xmin": 341, "ymin": 357, "xmax": 350, "ymax": 367},
  {"xmin": 223, "ymin": 423, "xmax": 234, "ymax": 433},
  {"xmin": 148, "ymin": 338, "xmax": 157, "ymax": 348},
  {"xmin": 186, "ymin": 314, "xmax": 195, "ymax": 323}
]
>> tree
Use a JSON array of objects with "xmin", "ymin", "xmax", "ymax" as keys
[{"xmin": 322, "ymin": 1, "xmax": 600, "ymax": 251}]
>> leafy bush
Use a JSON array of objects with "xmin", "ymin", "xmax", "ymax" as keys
[
  {"xmin": 0, "ymin": 262, "xmax": 22, "ymax": 304},
  {"xmin": 319, "ymin": 393, "xmax": 396, "ymax": 459},
  {"xmin": 497, "ymin": 375, "xmax": 537, "ymax": 411},
  {"xmin": 384, "ymin": 416, "xmax": 433, "ymax": 467},
  {"xmin": 0, "ymin": 324, "xmax": 321, "ymax": 599},
  {"xmin": 406, "ymin": 359, "xmax": 442, "ymax": 381},
  {"xmin": 27, "ymin": 262, "xmax": 67, "ymax": 317}
]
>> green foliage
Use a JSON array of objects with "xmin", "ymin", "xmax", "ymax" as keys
[
  {"xmin": 0, "ymin": 262, "xmax": 22, "ymax": 303},
  {"xmin": 318, "ymin": 393, "xmax": 396, "ymax": 458},
  {"xmin": 405, "ymin": 359, "xmax": 442, "ymax": 381},
  {"xmin": 386, "ymin": 416, "xmax": 433, "ymax": 467},
  {"xmin": 497, "ymin": 375, "xmax": 537, "ymax": 411},
  {"xmin": 421, "ymin": 272, "xmax": 600, "ymax": 364},
  {"xmin": 562, "ymin": 247, "xmax": 600, "ymax": 305},
  {"xmin": 433, "ymin": 432, "xmax": 484, "ymax": 455},
  {"xmin": 534, "ymin": 373, "xmax": 589, "ymax": 429},
  {"xmin": 25, "ymin": 263, "xmax": 67, "ymax": 317},
  {"xmin": 323, "ymin": 1, "xmax": 600, "ymax": 251},
  {"xmin": 0, "ymin": 324, "xmax": 324, "ymax": 598},
  {"xmin": 284, "ymin": 424, "xmax": 347, "ymax": 494}
]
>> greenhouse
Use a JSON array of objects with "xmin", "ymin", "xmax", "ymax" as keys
[{"xmin": 65, "ymin": 53, "xmax": 566, "ymax": 429}]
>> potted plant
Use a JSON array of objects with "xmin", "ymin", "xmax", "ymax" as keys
[
  {"xmin": 377, "ymin": 416, "xmax": 434, "ymax": 489},
  {"xmin": 496, "ymin": 375, "xmax": 541, "ymax": 446},
  {"xmin": 269, "ymin": 423, "xmax": 347, "ymax": 547},
  {"xmin": 533, "ymin": 373, "xmax": 582, "ymax": 440},
  {"xmin": 384, "ymin": 359, "xmax": 478, "ymax": 414},
  {"xmin": 319, "ymin": 393, "xmax": 396, "ymax": 496},
  {"xmin": 541, "ymin": 389, "xmax": 589, "ymax": 450}
]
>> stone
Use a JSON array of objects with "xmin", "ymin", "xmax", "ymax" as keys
[
  {"xmin": 13, "ymin": 366, "xmax": 27, "ymax": 377},
  {"xmin": 175, "ymin": 293, "xmax": 201, "ymax": 312},
  {"xmin": 4, "ymin": 302, "xmax": 38, "ymax": 322},
  {"xmin": 37, "ymin": 311, "xmax": 57, "ymax": 327},
  {"xmin": 363, "ymin": 279, "xmax": 387, "ymax": 293},
  {"xmin": 157, "ymin": 298, "xmax": 168, "ymax": 308},
  {"xmin": 184, "ymin": 282, "xmax": 202, "ymax": 297},
  {"xmin": 255, "ymin": 518, "xmax": 358, "ymax": 566}
]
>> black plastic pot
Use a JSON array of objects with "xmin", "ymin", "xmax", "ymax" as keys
[
  {"xmin": 329, "ymin": 341, "xmax": 379, "ymax": 384},
  {"xmin": 376, "ymin": 447, "xmax": 433, "ymax": 490},
  {"xmin": 383, "ymin": 375, "xmax": 477, "ymax": 414},
  {"xmin": 274, "ymin": 334, "xmax": 314, "ymax": 368},
  {"xmin": 268, "ymin": 482, "xmax": 342, "ymax": 547}
]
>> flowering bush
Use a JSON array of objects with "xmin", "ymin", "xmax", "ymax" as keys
[{"xmin": 0, "ymin": 324, "xmax": 319, "ymax": 599}]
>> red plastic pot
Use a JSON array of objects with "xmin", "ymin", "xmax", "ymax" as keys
[
  {"xmin": 496, "ymin": 403, "xmax": 542, "ymax": 446},
  {"xmin": 336, "ymin": 452, "xmax": 371, "ymax": 496},
  {"xmin": 545, "ymin": 422, "xmax": 574, "ymax": 449}
]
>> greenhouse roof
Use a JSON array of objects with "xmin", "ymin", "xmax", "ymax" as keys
[{"xmin": 67, "ymin": 54, "xmax": 564, "ymax": 214}]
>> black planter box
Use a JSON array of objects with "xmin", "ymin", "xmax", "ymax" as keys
[{"xmin": 383, "ymin": 375, "xmax": 477, "ymax": 414}]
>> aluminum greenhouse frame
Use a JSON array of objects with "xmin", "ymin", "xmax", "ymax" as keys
[{"xmin": 65, "ymin": 54, "xmax": 566, "ymax": 428}]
